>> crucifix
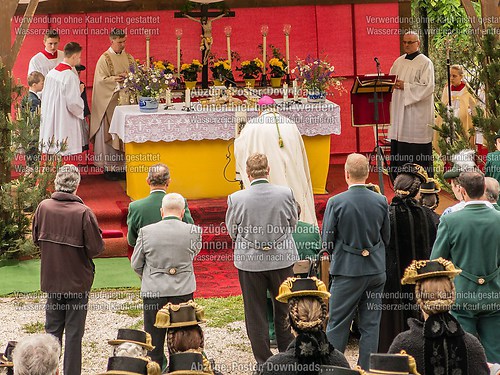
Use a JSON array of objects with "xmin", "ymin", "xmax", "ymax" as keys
[{"xmin": 175, "ymin": 1, "xmax": 235, "ymax": 89}]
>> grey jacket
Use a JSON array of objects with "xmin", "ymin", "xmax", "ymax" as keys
[
  {"xmin": 225, "ymin": 180, "xmax": 299, "ymax": 272},
  {"xmin": 131, "ymin": 216, "xmax": 202, "ymax": 297}
]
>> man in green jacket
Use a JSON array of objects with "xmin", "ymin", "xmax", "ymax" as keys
[
  {"xmin": 127, "ymin": 163, "xmax": 194, "ymax": 256},
  {"xmin": 431, "ymin": 171, "xmax": 500, "ymax": 363}
]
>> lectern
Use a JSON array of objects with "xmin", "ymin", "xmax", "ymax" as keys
[{"xmin": 351, "ymin": 74, "xmax": 396, "ymax": 193}]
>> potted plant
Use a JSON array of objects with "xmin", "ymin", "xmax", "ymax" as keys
[
  {"xmin": 123, "ymin": 63, "xmax": 176, "ymax": 112},
  {"xmin": 269, "ymin": 57, "xmax": 287, "ymax": 88},
  {"xmin": 180, "ymin": 59, "xmax": 203, "ymax": 89},
  {"xmin": 293, "ymin": 55, "xmax": 344, "ymax": 103},
  {"xmin": 237, "ymin": 58, "xmax": 264, "ymax": 88},
  {"xmin": 153, "ymin": 59, "xmax": 175, "ymax": 75},
  {"xmin": 210, "ymin": 59, "xmax": 233, "ymax": 86}
]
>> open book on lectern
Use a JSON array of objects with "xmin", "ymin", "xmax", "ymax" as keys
[{"xmin": 351, "ymin": 74, "xmax": 397, "ymax": 94}]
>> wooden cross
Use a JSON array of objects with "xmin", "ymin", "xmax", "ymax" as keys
[{"xmin": 175, "ymin": 3, "xmax": 235, "ymax": 89}]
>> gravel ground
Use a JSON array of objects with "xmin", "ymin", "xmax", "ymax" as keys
[{"xmin": 0, "ymin": 292, "xmax": 359, "ymax": 374}]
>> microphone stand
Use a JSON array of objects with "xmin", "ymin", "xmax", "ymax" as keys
[{"xmin": 372, "ymin": 58, "xmax": 386, "ymax": 194}]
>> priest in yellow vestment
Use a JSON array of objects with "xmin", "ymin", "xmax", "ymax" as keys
[{"xmin": 90, "ymin": 28, "xmax": 135, "ymax": 179}]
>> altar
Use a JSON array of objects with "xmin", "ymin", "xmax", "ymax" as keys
[{"xmin": 109, "ymin": 100, "xmax": 341, "ymax": 200}]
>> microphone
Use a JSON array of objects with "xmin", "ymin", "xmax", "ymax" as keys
[{"xmin": 374, "ymin": 57, "xmax": 380, "ymax": 66}]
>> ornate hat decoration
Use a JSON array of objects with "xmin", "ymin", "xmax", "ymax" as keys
[
  {"xmin": 276, "ymin": 277, "xmax": 330, "ymax": 303},
  {"xmin": 0, "ymin": 341, "xmax": 16, "ymax": 368},
  {"xmin": 401, "ymin": 258, "xmax": 461, "ymax": 285},
  {"xmin": 419, "ymin": 178, "xmax": 441, "ymax": 194},
  {"xmin": 258, "ymin": 95, "xmax": 275, "ymax": 106},
  {"xmin": 155, "ymin": 300, "xmax": 205, "ymax": 329},
  {"xmin": 98, "ymin": 356, "xmax": 161, "ymax": 375},
  {"xmin": 108, "ymin": 329, "xmax": 154, "ymax": 351},
  {"xmin": 399, "ymin": 163, "xmax": 428, "ymax": 183},
  {"xmin": 319, "ymin": 365, "xmax": 366, "ymax": 374},
  {"xmin": 368, "ymin": 352, "xmax": 420, "ymax": 375},
  {"xmin": 168, "ymin": 352, "xmax": 205, "ymax": 374}
]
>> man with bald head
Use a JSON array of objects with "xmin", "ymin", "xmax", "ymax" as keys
[
  {"xmin": 322, "ymin": 153, "xmax": 390, "ymax": 370},
  {"xmin": 389, "ymin": 31, "xmax": 435, "ymax": 179},
  {"xmin": 131, "ymin": 192, "xmax": 202, "ymax": 370}
]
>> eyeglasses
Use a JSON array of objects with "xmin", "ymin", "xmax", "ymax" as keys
[{"xmin": 402, "ymin": 41, "xmax": 418, "ymax": 45}]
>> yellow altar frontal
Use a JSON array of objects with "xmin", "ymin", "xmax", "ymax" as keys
[{"xmin": 110, "ymin": 102, "xmax": 341, "ymax": 200}]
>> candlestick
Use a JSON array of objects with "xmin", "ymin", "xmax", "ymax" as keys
[
  {"xmin": 145, "ymin": 33, "xmax": 150, "ymax": 68},
  {"xmin": 224, "ymin": 26, "xmax": 232, "ymax": 67},
  {"xmin": 283, "ymin": 24, "xmax": 291, "ymax": 74},
  {"xmin": 185, "ymin": 88, "xmax": 191, "ymax": 107},
  {"xmin": 175, "ymin": 28, "xmax": 183, "ymax": 78},
  {"xmin": 166, "ymin": 89, "xmax": 171, "ymax": 106}
]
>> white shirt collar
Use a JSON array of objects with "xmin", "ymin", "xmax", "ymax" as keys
[
  {"xmin": 250, "ymin": 178, "xmax": 269, "ymax": 184},
  {"xmin": 149, "ymin": 189, "xmax": 166, "ymax": 194},
  {"xmin": 463, "ymin": 200, "xmax": 494, "ymax": 208}
]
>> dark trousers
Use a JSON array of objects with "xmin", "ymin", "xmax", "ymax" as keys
[
  {"xmin": 238, "ymin": 266, "xmax": 294, "ymax": 366},
  {"xmin": 390, "ymin": 140, "xmax": 433, "ymax": 179},
  {"xmin": 45, "ymin": 293, "xmax": 89, "ymax": 375},
  {"xmin": 326, "ymin": 273, "xmax": 386, "ymax": 370},
  {"xmin": 143, "ymin": 293, "xmax": 193, "ymax": 370}
]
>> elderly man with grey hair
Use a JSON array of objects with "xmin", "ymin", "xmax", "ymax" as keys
[
  {"xmin": 131, "ymin": 192, "xmax": 202, "ymax": 370},
  {"xmin": 484, "ymin": 177, "xmax": 500, "ymax": 210},
  {"xmin": 32, "ymin": 164, "xmax": 104, "ymax": 375},
  {"xmin": 13, "ymin": 334, "xmax": 61, "ymax": 375}
]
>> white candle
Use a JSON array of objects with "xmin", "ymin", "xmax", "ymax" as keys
[
  {"xmin": 227, "ymin": 35, "xmax": 231, "ymax": 66},
  {"xmin": 185, "ymin": 88, "xmax": 191, "ymax": 106},
  {"xmin": 177, "ymin": 39, "xmax": 181, "ymax": 77},
  {"xmin": 146, "ymin": 35, "xmax": 150, "ymax": 68},
  {"xmin": 283, "ymin": 83, "xmax": 288, "ymax": 102},
  {"xmin": 285, "ymin": 34, "xmax": 290, "ymax": 74},
  {"xmin": 263, "ymin": 35, "xmax": 267, "ymax": 72},
  {"xmin": 166, "ymin": 89, "xmax": 171, "ymax": 106},
  {"xmin": 293, "ymin": 80, "xmax": 298, "ymax": 101}
]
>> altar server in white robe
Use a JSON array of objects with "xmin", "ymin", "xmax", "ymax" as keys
[
  {"xmin": 235, "ymin": 96, "xmax": 317, "ymax": 225},
  {"xmin": 28, "ymin": 29, "xmax": 64, "ymax": 77},
  {"xmin": 389, "ymin": 31, "xmax": 435, "ymax": 178},
  {"xmin": 39, "ymin": 42, "xmax": 84, "ymax": 156}
]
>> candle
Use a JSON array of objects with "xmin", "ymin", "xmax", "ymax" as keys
[
  {"xmin": 283, "ymin": 24, "xmax": 291, "ymax": 74},
  {"xmin": 145, "ymin": 33, "xmax": 150, "ymax": 68},
  {"xmin": 261, "ymin": 25, "xmax": 269, "ymax": 76},
  {"xmin": 185, "ymin": 88, "xmax": 191, "ymax": 107},
  {"xmin": 293, "ymin": 80, "xmax": 298, "ymax": 101},
  {"xmin": 283, "ymin": 83, "xmax": 288, "ymax": 102},
  {"xmin": 166, "ymin": 89, "xmax": 171, "ymax": 106},
  {"xmin": 175, "ymin": 28, "xmax": 183, "ymax": 78},
  {"xmin": 224, "ymin": 26, "xmax": 232, "ymax": 67}
]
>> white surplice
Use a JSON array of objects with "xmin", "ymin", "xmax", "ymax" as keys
[
  {"xmin": 39, "ymin": 62, "xmax": 84, "ymax": 156},
  {"xmin": 234, "ymin": 110, "xmax": 317, "ymax": 226},
  {"xmin": 28, "ymin": 50, "xmax": 64, "ymax": 76},
  {"xmin": 389, "ymin": 54, "xmax": 435, "ymax": 144}
]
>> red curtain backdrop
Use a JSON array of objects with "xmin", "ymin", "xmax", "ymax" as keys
[{"xmin": 12, "ymin": 4, "xmax": 401, "ymax": 157}]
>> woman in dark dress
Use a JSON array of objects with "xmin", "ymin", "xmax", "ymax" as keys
[
  {"xmin": 262, "ymin": 277, "xmax": 350, "ymax": 375},
  {"xmin": 379, "ymin": 163, "xmax": 439, "ymax": 352},
  {"xmin": 389, "ymin": 258, "xmax": 490, "ymax": 375}
]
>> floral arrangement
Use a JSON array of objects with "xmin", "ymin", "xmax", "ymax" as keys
[
  {"xmin": 210, "ymin": 59, "xmax": 233, "ymax": 81},
  {"xmin": 153, "ymin": 60, "xmax": 175, "ymax": 75},
  {"xmin": 180, "ymin": 59, "xmax": 203, "ymax": 81},
  {"xmin": 236, "ymin": 58, "xmax": 264, "ymax": 79},
  {"xmin": 269, "ymin": 57, "xmax": 287, "ymax": 78},
  {"xmin": 292, "ymin": 55, "xmax": 345, "ymax": 94},
  {"xmin": 123, "ymin": 63, "xmax": 176, "ymax": 98}
]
